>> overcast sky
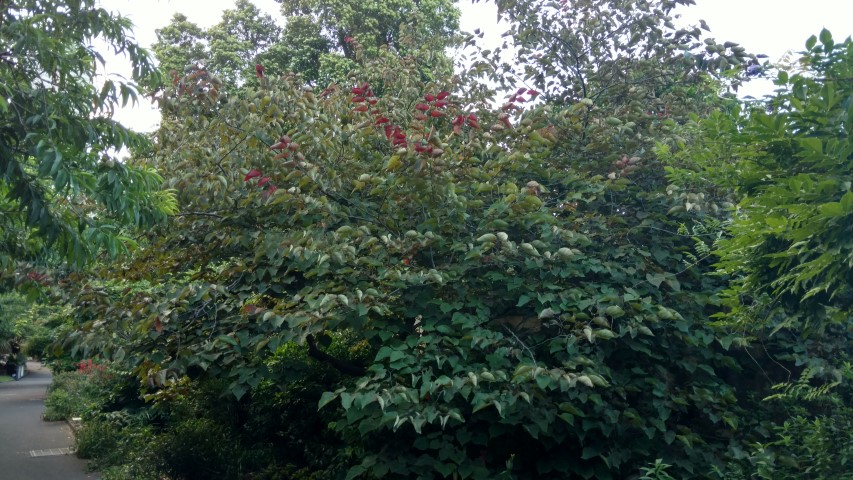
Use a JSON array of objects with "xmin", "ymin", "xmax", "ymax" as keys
[{"xmin": 96, "ymin": 0, "xmax": 853, "ymax": 132}]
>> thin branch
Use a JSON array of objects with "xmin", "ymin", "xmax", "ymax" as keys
[
  {"xmin": 503, "ymin": 325, "xmax": 537, "ymax": 366},
  {"xmin": 634, "ymin": 225, "xmax": 722, "ymax": 237},
  {"xmin": 174, "ymin": 211, "xmax": 225, "ymax": 219},
  {"xmin": 214, "ymin": 132, "xmax": 250, "ymax": 176}
]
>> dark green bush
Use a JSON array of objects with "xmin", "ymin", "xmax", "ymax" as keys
[
  {"xmin": 75, "ymin": 417, "xmax": 122, "ymax": 462},
  {"xmin": 23, "ymin": 331, "xmax": 52, "ymax": 359},
  {"xmin": 43, "ymin": 366, "xmax": 114, "ymax": 421},
  {"xmin": 768, "ymin": 413, "xmax": 853, "ymax": 479},
  {"xmin": 158, "ymin": 417, "xmax": 233, "ymax": 479},
  {"xmin": 67, "ymin": 335, "xmax": 367, "ymax": 479},
  {"xmin": 76, "ymin": 411, "xmax": 164, "ymax": 479},
  {"xmin": 715, "ymin": 360, "xmax": 853, "ymax": 479}
]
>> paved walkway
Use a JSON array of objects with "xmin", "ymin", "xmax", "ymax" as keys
[{"xmin": 0, "ymin": 362, "xmax": 97, "ymax": 479}]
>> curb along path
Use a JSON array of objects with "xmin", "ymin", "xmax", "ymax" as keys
[{"xmin": 0, "ymin": 361, "xmax": 97, "ymax": 479}]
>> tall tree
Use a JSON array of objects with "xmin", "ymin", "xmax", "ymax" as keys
[
  {"xmin": 152, "ymin": 0, "xmax": 460, "ymax": 88},
  {"xmin": 487, "ymin": 0, "xmax": 753, "ymax": 104},
  {"xmin": 152, "ymin": 13, "xmax": 209, "ymax": 78},
  {"xmin": 256, "ymin": 15, "xmax": 330, "ymax": 84},
  {"xmin": 153, "ymin": 1, "xmax": 282, "ymax": 88},
  {"xmin": 277, "ymin": 0, "xmax": 460, "ymax": 83},
  {"xmin": 715, "ymin": 31, "xmax": 853, "ymax": 334},
  {"xmin": 0, "ymin": 0, "xmax": 176, "ymax": 270},
  {"xmin": 207, "ymin": 0, "xmax": 282, "ymax": 86},
  {"xmin": 276, "ymin": 0, "xmax": 459, "ymax": 57},
  {"xmin": 662, "ymin": 30, "xmax": 853, "ymax": 479}
]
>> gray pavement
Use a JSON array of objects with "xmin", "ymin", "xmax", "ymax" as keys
[{"xmin": 0, "ymin": 361, "xmax": 97, "ymax": 480}]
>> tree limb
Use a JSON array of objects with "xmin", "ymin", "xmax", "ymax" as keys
[{"xmin": 306, "ymin": 334, "xmax": 366, "ymax": 376}]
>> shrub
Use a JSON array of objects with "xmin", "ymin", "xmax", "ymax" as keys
[
  {"xmin": 158, "ymin": 417, "xmax": 232, "ymax": 480},
  {"xmin": 43, "ymin": 360, "xmax": 115, "ymax": 421},
  {"xmin": 76, "ymin": 411, "xmax": 164, "ymax": 479},
  {"xmin": 75, "ymin": 417, "xmax": 122, "ymax": 461},
  {"xmin": 43, "ymin": 372, "xmax": 98, "ymax": 420},
  {"xmin": 767, "ymin": 413, "xmax": 853, "ymax": 479}
]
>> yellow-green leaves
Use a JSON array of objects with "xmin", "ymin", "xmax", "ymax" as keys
[{"xmin": 476, "ymin": 233, "xmax": 497, "ymax": 243}]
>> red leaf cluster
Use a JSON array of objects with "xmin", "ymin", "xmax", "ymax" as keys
[
  {"xmin": 385, "ymin": 126, "xmax": 407, "ymax": 147},
  {"xmin": 320, "ymin": 84, "xmax": 337, "ymax": 98},
  {"xmin": 350, "ymin": 82, "xmax": 376, "ymax": 113},
  {"xmin": 451, "ymin": 113, "xmax": 479, "ymax": 133},
  {"xmin": 243, "ymin": 166, "xmax": 279, "ymax": 199},
  {"xmin": 502, "ymin": 87, "xmax": 539, "ymax": 110},
  {"xmin": 77, "ymin": 359, "xmax": 107, "ymax": 374},
  {"xmin": 416, "ymin": 91, "xmax": 451, "ymax": 119},
  {"xmin": 270, "ymin": 135, "xmax": 301, "ymax": 163},
  {"xmin": 26, "ymin": 270, "xmax": 50, "ymax": 286},
  {"xmin": 269, "ymin": 134, "xmax": 291, "ymax": 151},
  {"xmin": 244, "ymin": 169, "xmax": 262, "ymax": 182}
]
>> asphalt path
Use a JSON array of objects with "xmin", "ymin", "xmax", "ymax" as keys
[{"xmin": 0, "ymin": 362, "xmax": 97, "ymax": 480}]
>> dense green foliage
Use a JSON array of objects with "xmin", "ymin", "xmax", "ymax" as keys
[
  {"xmin": 43, "ymin": 360, "xmax": 114, "ymax": 420},
  {"xmin": 46, "ymin": 337, "xmax": 365, "ymax": 479},
  {"xmin": 716, "ymin": 31, "xmax": 853, "ymax": 334},
  {"xmin": 0, "ymin": 0, "xmax": 176, "ymax": 270},
  {"xmin": 154, "ymin": 0, "xmax": 282, "ymax": 88},
  {"xmin": 0, "ymin": 291, "xmax": 63, "ymax": 363},
  {"xmin": 0, "ymin": 292, "xmax": 28, "ymax": 354},
  {"xmin": 487, "ymin": 0, "xmax": 753, "ymax": 106},
  {"xmin": 152, "ymin": 0, "xmax": 459, "ymax": 87},
  {"xmin": 28, "ymin": 0, "xmax": 853, "ymax": 479},
  {"xmin": 660, "ymin": 29, "xmax": 853, "ymax": 478}
]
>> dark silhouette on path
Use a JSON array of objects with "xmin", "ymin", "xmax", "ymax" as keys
[{"xmin": 0, "ymin": 361, "xmax": 97, "ymax": 479}]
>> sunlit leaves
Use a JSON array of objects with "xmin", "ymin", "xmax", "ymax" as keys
[{"xmin": 714, "ymin": 35, "xmax": 853, "ymax": 333}]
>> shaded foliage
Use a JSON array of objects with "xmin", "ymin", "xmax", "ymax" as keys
[{"xmin": 715, "ymin": 31, "xmax": 853, "ymax": 334}]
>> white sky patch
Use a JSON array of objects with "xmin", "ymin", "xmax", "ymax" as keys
[
  {"xmin": 93, "ymin": 0, "xmax": 284, "ymax": 132},
  {"xmin": 675, "ymin": 0, "xmax": 853, "ymax": 98},
  {"xmin": 458, "ymin": 2, "xmax": 505, "ymax": 48},
  {"xmin": 94, "ymin": 0, "xmax": 853, "ymax": 133}
]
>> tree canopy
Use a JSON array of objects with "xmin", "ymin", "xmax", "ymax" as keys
[
  {"xmin": 152, "ymin": 0, "xmax": 460, "ymax": 87},
  {"xmin": 0, "ymin": 0, "xmax": 176, "ymax": 271}
]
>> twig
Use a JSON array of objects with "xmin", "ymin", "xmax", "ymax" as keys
[
  {"xmin": 503, "ymin": 325, "xmax": 537, "ymax": 366},
  {"xmin": 174, "ymin": 211, "xmax": 225, "ymax": 219}
]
